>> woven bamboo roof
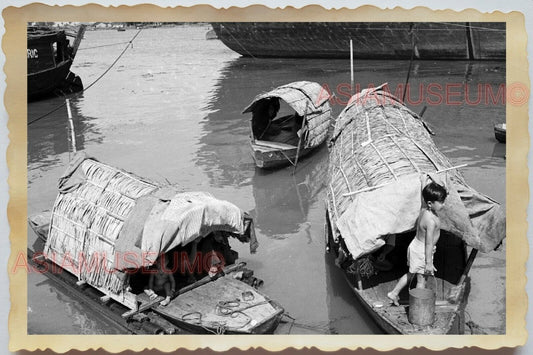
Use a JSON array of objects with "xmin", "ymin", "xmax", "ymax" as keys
[{"xmin": 326, "ymin": 84, "xmax": 505, "ymax": 260}]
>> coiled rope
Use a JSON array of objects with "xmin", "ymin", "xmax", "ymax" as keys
[{"xmin": 28, "ymin": 28, "xmax": 143, "ymax": 126}]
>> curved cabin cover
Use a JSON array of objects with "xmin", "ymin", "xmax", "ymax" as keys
[
  {"xmin": 327, "ymin": 84, "xmax": 505, "ymax": 259},
  {"xmin": 243, "ymin": 81, "xmax": 332, "ymax": 168},
  {"xmin": 43, "ymin": 153, "xmax": 257, "ymax": 310}
]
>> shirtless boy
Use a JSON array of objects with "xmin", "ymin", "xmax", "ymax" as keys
[{"xmin": 387, "ymin": 181, "xmax": 447, "ymax": 306}]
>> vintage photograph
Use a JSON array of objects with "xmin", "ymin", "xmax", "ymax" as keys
[{"xmin": 24, "ymin": 20, "xmax": 508, "ymax": 337}]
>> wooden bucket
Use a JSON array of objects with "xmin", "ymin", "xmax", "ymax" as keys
[{"xmin": 408, "ymin": 276, "xmax": 436, "ymax": 326}]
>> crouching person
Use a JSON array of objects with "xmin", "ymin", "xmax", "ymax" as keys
[{"xmin": 145, "ymin": 256, "xmax": 176, "ymax": 306}]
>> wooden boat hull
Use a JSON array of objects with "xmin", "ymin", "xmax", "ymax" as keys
[
  {"xmin": 27, "ymin": 61, "xmax": 79, "ymax": 100},
  {"xmin": 494, "ymin": 123, "xmax": 506, "ymax": 143},
  {"xmin": 251, "ymin": 140, "xmax": 316, "ymax": 169},
  {"xmin": 27, "ymin": 25, "xmax": 85, "ymax": 101}
]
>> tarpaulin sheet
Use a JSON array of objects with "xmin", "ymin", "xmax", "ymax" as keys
[
  {"xmin": 336, "ymin": 173, "xmax": 505, "ymax": 261},
  {"xmin": 114, "ymin": 191, "xmax": 257, "ymax": 269}
]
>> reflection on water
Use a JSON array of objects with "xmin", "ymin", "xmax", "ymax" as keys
[
  {"xmin": 250, "ymin": 147, "xmax": 328, "ymax": 238},
  {"xmin": 324, "ymin": 249, "xmax": 384, "ymax": 334},
  {"xmin": 28, "ymin": 273, "xmax": 121, "ymax": 335},
  {"xmin": 28, "ymin": 94, "xmax": 103, "ymax": 172},
  {"xmin": 27, "ymin": 24, "xmax": 505, "ymax": 334}
]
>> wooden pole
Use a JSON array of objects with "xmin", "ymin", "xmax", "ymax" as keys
[
  {"xmin": 292, "ymin": 101, "xmax": 309, "ymax": 174},
  {"xmin": 447, "ymin": 249, "xmax": 478, "ymax": 304},
  {"xmin": 66, "ymin": 99, "xmax": 77, "ymax": 153},
  {"xmin": 350, "ymin": 39, "xmax": 354, "ymax": 96},
  {"xmin": 402, "ymin": 24, "xmax": 416, "ymax": 103}
]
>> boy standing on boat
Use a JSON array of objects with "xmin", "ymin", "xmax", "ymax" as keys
[{"xmin": 387, "ymin": 179, "xmax": 448, "ymax": 306}]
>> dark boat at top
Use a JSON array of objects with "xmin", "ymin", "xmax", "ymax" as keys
[
  {"xmin": 27, "ymin": 24, "xmax": 86, "ymax": 101},
  {"xmin": 211, "ymin": 22, "xmax": 505, "ymax": 60}
]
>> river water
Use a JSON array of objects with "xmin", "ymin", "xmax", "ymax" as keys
[{"xmin": 27, "ymin": 24, "xmax": 505, "ymax": 334}]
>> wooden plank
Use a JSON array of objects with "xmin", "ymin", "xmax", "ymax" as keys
[
  {"xmin": 122, "ymin": 293, "xmax": 163, "ymax": 318},
  {"xmin": 253, "ymin": 140, "xmax": 296, "ymax": 150},
  {"xmin": 153, "ymin": 276, "xmax": 278, "ymax": 333}
]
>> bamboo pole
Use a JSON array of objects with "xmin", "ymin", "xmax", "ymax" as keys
[
  {"xmin": 342, "ymin": 164, "xmax": 468, "ymax": 197},
  {"xmin": 402, "ymin": 24, "xmax": 417, "ymax": 103},
  {"xmin": 350, "ymin": 39, "xmax": 354, "ymax": 96},
  {"xmin": 66, "ymin": 99, "xmax": 76, "ymax": 153},
  {"xmin": 436, "ymin": 164, "xmax": 467, "ymax": 174}
]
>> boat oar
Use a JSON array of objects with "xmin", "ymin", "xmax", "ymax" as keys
[
  {"xmin": 176, "ymin": 261, "xmax": 246, "ymax": 295},
  {"xmin": 447, "ymin": 248, "xmax": 478, "ymax": 304}
]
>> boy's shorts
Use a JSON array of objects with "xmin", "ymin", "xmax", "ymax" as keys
[{"xmin": 407, "ymin": 237, "xmax": 436, "ymax": 274}]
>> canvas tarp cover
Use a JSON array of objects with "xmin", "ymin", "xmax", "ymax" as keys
[
  {"xmin": 114, "ymin": 191, "xmax": 256, "ymax": 269},
  {"xmin": 335, "ymin": 173, "xmax": 505, "ymax": 260}
]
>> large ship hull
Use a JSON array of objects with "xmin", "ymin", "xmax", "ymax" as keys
[{"xmin": 212, "ymin": 22, "xmax": 505, "ymax": 60}]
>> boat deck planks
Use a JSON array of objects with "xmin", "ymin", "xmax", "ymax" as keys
[
  {"xmin": 154, "ymin": 276, "xmax": 278, "ymax": 333},
  {"xmin": 357, "ymin": 278, "xmax": 460, "ymax": 334}
]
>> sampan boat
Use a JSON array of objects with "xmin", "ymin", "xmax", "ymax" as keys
[
  {"xmin": 494, "ymin": 123, "xmax": 506, "ymax": 143},
  {"xmin": 30, "ymin": 153, "xmax": 284, "ymax": 334},
  {"xmin": 325, "ymin": 84, "xmax": 506, "ymax": 334},
  {"xmin": 243, "ymin": 81, "xmax": 332, "ymax": 169}
]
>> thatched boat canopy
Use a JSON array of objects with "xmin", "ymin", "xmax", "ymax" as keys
[
  {"xmin": 44, "ymin": 153, "xmax": 257, "ymax": 296},
  {"xmin": 326, "ymin": 84, "xmax": 505, "ymax": 261},
  {"xmin": 242, "ymin": 80, "xmax": 332, "ymax": 149}
]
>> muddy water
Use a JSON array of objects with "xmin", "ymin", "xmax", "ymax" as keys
[{"xmin": 27, "ymin": 24, "xmax": 505, "ymax": 334}]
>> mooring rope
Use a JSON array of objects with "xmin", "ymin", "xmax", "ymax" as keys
[
  {"xmin": 28, "ymin": 29, "xmax": 143, "ymax": 126},
  {"xmin": 437, "ymin": 22, "xmax": 506, "ymax": 32},
  {"xmin": 78, "ymin": 41, "xmax": 131, "ymax": 50}
]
